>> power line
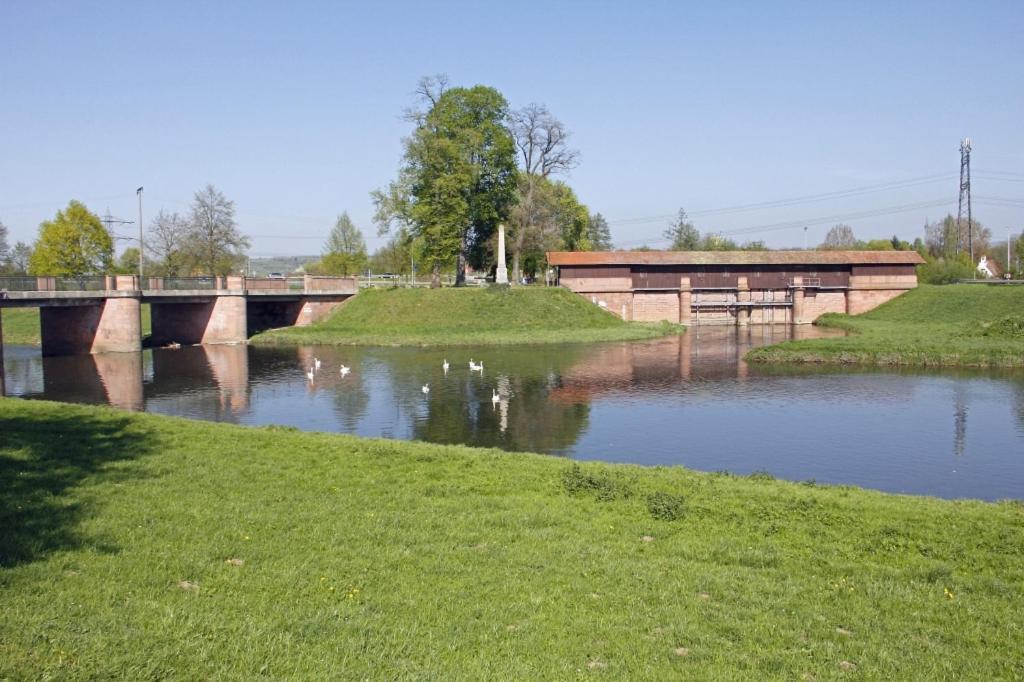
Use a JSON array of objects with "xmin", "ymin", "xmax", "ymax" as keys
[
  {"xmin": 605, "ymin": 172, "xmax": 957, "ymax": 226},
  {"xmin": 616, "ymin": 198, "xmax": 955, "ymax": 247}
]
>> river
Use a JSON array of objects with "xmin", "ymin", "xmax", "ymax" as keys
[{"xmin": 3, "ymin": 327, "xmax": 1023, "ymax": 500}]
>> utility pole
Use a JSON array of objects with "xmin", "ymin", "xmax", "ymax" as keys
[
  {"xmin": 137, "ymin": 187, "xmax": 144, "ymax": 280},
  {"xmin": 957, "ymin": 138, "xmax": 972, "ymax": 261}
]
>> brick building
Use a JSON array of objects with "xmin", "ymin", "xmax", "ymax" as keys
[{"xmin": 546, "ymin": 250, "xmax": 924, "ymax": 325}]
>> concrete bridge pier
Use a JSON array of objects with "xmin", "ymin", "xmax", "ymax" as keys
[{"xmin": 40, "ymin": 297, "xmax": 142, "ymax": 356}]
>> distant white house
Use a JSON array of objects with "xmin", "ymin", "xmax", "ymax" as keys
[{"xmin": 977, "ymin": 255, "xmax": 1002, "ymax": 279}]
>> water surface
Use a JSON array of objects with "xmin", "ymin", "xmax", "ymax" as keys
[{"xmin": 4, "ymin": 327, "xmax": 1023, "ymax": 500}]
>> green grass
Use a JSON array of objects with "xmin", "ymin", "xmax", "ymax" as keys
[
  {"xmin": 747, "ymin": 284, "xmax": 1024, "ymax": 367},
  {"xmin": 2, "ymin": 398, "xmax": 1022, "ymax": 679},
  {"xmin": 0, "ymin": 308, "xmax": 42, "ymax": 345},
  {"xmin": 251, "ymin": 286, "xmax": 679, "ymax": 347},
  {"xmin": 1, "ymin": 306, "xmax": 153, "ymax": 346}
]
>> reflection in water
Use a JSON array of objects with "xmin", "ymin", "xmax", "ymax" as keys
[{"xmin": 3, "ymin": 327, "xmax": 1024, "ymax": 500}]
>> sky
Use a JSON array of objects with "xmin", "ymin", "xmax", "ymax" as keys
[{"xmin": 2, "ymin": 0, "xmax": 1023, "ymax": 257}]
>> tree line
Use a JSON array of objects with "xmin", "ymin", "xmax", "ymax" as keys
[{"xmin": 0, "ymin": 185, "xmax": 249, "ymax": 278}]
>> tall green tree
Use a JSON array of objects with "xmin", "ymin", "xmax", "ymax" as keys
[
  {"xmin": 587, "ymin": 212, "xmax": 613, "ymax": 251},
  {"xmin": 185, "ymin": 184, "xmax": 249, "ymax": 276},
  {"xmin": 378, "ymin": 82, "xmax": 517, "ymax": 287},
  {"xmin": 664, "ymin": 209, "xmax": 700, "ymax": 250},
  {"xmin": 318, "ymin": 212, "xmax": 367, "ymax": 275},
  {"xmin": 28, "ymin": 200, "xmax": 113, "ymax": 276}
]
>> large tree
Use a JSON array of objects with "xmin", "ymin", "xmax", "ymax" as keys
[
  {"xmin": 664, "ymin": 209, "xmax": 700, "ymax": 250},
  {"xmin": 508, "ymin": 103, "xmax": 580, "ymax": 281},
  {"xmin": 147, "ymin": 209, "xmax": 191, "ymax": 276},
  {"xmin": 28, "ymin": 200, "xmax": 113, "ymax": 276},
  {"xmin": 185, "ymin": 185, "xmax": 249, "ymax": 276},
  {"xmin": 379, "ymin": 83, "xmax": 517, "ymax": 287},
  {"xmin": 821, "ymin": 224, "xmax": 857, "ymax": 250},
  {"xmin": 587, "ymin": 212, "xmax": 613, "ymax": 251},
  {"xmin": 318, "ymin": 212, "xmax": 367, "ymax": 276}
]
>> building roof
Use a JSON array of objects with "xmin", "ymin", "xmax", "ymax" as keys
[{"xmin": 546, "ymin": 250, "xmax": 926, "ymax": 266}]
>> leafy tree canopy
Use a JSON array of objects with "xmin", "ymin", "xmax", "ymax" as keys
[
  {"xmin": 587, "ymin": 212, "xmax": 613, "ymax": 251},
  {"xmin": 389, "ymin": 83, "xmax": 518, "ymax": 286},
  {"xmin": 315, "ymin": 212, "xmax": 367, "ymax": 276},
  {"xmin": 664, "ymin": 209, "xmax": 700, "ymax": 250},
  {"xmin": 28, "ymin": 200, "xmax": 113, "ymax": 276}
]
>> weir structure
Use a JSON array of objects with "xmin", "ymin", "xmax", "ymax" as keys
[
  {"xmin": 547, "ymin": 250, "xmax": 925, "ymax": 325},
  {"xmin": 0, "ymin": 275, "xmax": 356, "ymax": 391}
]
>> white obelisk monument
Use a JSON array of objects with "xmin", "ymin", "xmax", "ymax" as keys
[{"xmin": 496, "ymin": 223, "xmax": 509, "ymax": 284}]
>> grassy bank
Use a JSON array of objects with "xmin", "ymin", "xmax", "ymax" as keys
[
  {"xmin": 747, "ymin": 284, "xmax": 1024, "ymax": 367},
  {"xmin": 0, "ymin": 308, "xmax": 42, "ymax": 345},
  {"xmin": 251, "ymin": 287, "xmax": 678, "ymax": 347},
  {"xmin": 2, "ymin": 399, "xmax": 1022, "ymax": 679},
  {"xmin": 1, "ymin": 306, "xmax": 153, "ymax": 346}
]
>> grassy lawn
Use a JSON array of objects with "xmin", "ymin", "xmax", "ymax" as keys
[
  {"xmin": 251, "ymin": 286, "xmax": 678, "ymax": 347},
  {"xmin": 1, "ymin": 398, "xmax": 1022, "ymax": 679},
  {"xmin": 747, "ymin": 284, "xmax": 1024, "ymax": 367},
  {"xmin": 1, "ymin": 306, "xmax": 153, "ymax": 346}
]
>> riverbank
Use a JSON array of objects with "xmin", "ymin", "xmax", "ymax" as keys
[
  {"xmin": 0, "ymin": 308, "xmax": 42, "ymax": 345},
  {"xmin": 1, "ymin": 306, "xmax": 153, "ymax": 346},
  {"xmin": 747, "ymin": 284, "xmax": 1024, "ymax": 367},
  {"xmin": 2, "ymin": 398, "xmax": 1021, "ymax": 678},
  {"xmin": 251, "ymin": 286, "xmax": 678, "ymax": 347}
]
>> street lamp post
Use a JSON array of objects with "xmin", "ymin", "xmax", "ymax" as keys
[{"xmin": 136, "ymin": 186, "xmax": 144, "ymax": 281}]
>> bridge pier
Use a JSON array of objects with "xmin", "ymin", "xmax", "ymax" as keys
[
  {"xmin": 40, "ymin": 297, "xmax": 142, "ymax": 356},
  {"xmin": 150, "ymin": 295, "xmax": 247, "ymax": 346}
]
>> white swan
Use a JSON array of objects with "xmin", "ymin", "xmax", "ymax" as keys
[
  {"xmin": 470, "ymin": 361, "xmax": 484, "ymax": 372},
  {"xmin": 421, "ymin": 384, "xmax": 430, "ymax": 394},
  {"xmin": 442, "ymin": 359, "xmax": 450, "ymax": 372},
  {"xmin": 339, "ymin": 365, "xmax": 351, "ymax": 376},
  {"xmin": 314, "ymin": 358, "xmax": 321, "ymax": 371},
  {"xmin": 306, "ymin": 368, "xmax": 315, "ymax": 382},
  {"xmin": 491, "ymin": 389, "xmax": 500, "ymax": 404}
]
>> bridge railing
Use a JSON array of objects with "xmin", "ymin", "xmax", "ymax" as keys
[
  {"xmin": 158, "ymin": 277, "xmax": 218, "ymax": 290},
  {"xmin": 2, "ymin": 274, "xmax": 358, "ymax": 294},
  {"xmin": 0, "ymin": 276, "xmax": 40, "ymax": 292}
]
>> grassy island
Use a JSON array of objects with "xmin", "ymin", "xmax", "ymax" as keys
[
  {"xmin": 252, "ymin": 286, "xmax": 678, "ymax": 347},
  {"xmin": 2, "ymin": 398, "xmax": 1022, "ymax": 679},
  {"xmin": 747, "ymin": 284, "xmax": 1024, "ymax": 367}
]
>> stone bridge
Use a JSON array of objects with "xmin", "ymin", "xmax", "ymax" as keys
[{"xmin": 0, "ymin": 274, "xmax": 356, "ymax": 358}]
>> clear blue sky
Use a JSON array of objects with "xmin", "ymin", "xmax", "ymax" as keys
[{"xmin": 2, "ymin": 0, "xmax": 1022, "ymax": 256}]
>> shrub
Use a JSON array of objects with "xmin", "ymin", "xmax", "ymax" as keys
[
  {"xmin": 562, "ymin": 464, "xmax": 632, "ymax": 501},
  {"xmin": 646, "ymin": 491, "xmax": 686, "ymax": 521},
  {"xmin": 916, "ymin": 257, "xmax": 976, "ymax": 284}
]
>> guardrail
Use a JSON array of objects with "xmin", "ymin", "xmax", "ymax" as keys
[{"xmin": 0, "ymin": 274, "xmax": 358, "ymax": 294}]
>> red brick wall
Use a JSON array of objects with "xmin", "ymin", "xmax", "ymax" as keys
[{"xmin": 632, "ymin": 292, "xmax": 679, "ymax": 323}]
